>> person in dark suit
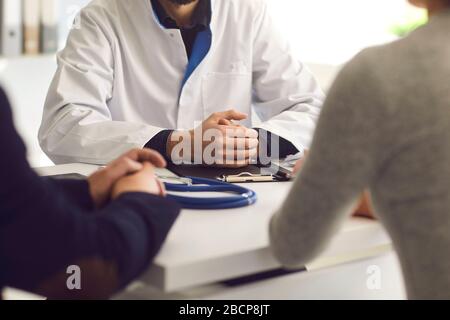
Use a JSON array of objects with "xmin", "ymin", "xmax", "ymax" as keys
[{"xmin": 0, "ymin": 87, "xmax": 180, "ymax": 299}]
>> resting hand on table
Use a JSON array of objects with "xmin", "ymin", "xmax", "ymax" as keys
[
  {"xmin": 292, "ymin": 153, "xmax": 375, "ymax": 219},
  {"xmin": 167, "ymin": 109, "xmax": 259, "ymax": 168},
  {"xmin": 292, "ymin": 150, "xmax": 308, "ymax": 175},
  {"xmin": 88, "ymin": 148, "xmax": 166, "ymax": 208},
  {"xmin": 111, "ymin": 162, "xmax": 165, "ymax": 199},
  {"xmin": 353, "ymin": 192, "xmax": 375, "ymax": 219}
]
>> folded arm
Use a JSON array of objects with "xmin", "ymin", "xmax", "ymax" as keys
[
  {"xmin": 269, "ymin": 51, "xmax": 385, "ymax": 268},
  {"xmin": 1, "ymin": 176, "xmax": 180, "ymax": 298},
  {"xmin": 2, "ymin": 95, "xmax": 180, "ymax": 297}
]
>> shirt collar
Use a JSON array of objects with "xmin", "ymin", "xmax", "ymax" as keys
[{"xmin": 151, "ymin": 0, "xmax": 211, "ymax": 30}]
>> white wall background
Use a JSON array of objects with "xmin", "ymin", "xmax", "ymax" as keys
[{"xmin": 268, "ymin": 0, "xmax": 423, "ymax": 64}]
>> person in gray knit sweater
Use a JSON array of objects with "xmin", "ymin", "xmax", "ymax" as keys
[{"xmin": 269, "ymin": 0, "xmax": 450, "ymax": 299}]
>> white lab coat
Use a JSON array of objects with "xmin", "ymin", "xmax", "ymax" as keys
[{"xmin": 39, "ymin": 0, "xmax": 325, "ymax": 165}]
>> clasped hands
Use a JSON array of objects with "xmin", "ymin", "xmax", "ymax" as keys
[
  {"xmin": 166, "ymin": 109, "xmax": 259, "ymax": 168},
  {"xmin": 88, "ymin": 149, "xmax": 167, "ymax": 208}
]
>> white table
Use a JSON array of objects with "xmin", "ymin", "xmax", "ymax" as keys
[{"xmin": 36, "ymin": 164, "xmax": 406, "ymax": 300}]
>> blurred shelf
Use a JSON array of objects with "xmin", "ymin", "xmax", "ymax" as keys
[{"xmin": 0, "ymin": 53, "xmax": 56, "ymax": 61}]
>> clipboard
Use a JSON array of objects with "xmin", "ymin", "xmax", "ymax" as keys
[{"xmin": 166, "ymin": 163, "xmax": 292, "ymax": 183}]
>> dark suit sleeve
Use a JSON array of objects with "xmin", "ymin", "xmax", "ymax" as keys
[
  {"xmin": 1, "ymin": 177, "xmax": 180, "ymax": 293},
  {"xmin": 145, "ymin": 130, "xmax": 173, "ymax": 161},
  {"xmin": 44, "ymin": 178, "xmax": 94, "ymax": 211},
  {"xmin": 0, "ymin": 88, "xmax": 181, "ymax": 296},
  {"xmin": 256, "ymin": 129, "xmax": 299, "ymax": 161},
  {"xmin": 97, "ymin": 192, "xmax": 180, "ymax": 286}
]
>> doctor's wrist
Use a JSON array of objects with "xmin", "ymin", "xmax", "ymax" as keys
[
  {"xmin": 166, "ymin": 130, "xmax": 194, "ymax": 162},
  {"xmin": 145, "ymin": 130, "xmax": 174, "ymax": 162}
]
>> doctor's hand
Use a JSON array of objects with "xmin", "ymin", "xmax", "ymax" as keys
[
  {"xmin": 111, "ymin": 162, "xmax": 165, "ymax": 199},
  {"xmin": 167, "ymin": 110, "xmax": 259, "ymax": 168},
  {"xmin": 88, "ymin": 148, "xmax": 166, "ymax": 208}
]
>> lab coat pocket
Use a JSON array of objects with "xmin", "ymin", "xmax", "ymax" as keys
[{"xmin": 202, "ymin": 72, "xmax": 252, "ymax": 120}]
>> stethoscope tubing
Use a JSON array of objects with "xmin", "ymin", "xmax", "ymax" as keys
[{"xmin": 164, "ymin": 176, "xmax": 257, "ymax": 210}]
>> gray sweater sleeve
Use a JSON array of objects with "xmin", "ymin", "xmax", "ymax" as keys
[{"xmin": 269, "ymin": 51, "xmax": 386, "ymax": 268}]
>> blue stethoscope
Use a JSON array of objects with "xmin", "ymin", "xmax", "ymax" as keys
[{"xmin": 163, "ymin": 177, "xmax": 257, "ymax": 210}]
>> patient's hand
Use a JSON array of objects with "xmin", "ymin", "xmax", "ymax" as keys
[
  {"xmin": 88, "ymin": 148, "xmax": 166, "ymax": 208},
  {"xmin": 293, "ymin": 150, "xmax": 309, "ymax": 175},
  {"xmin": 111, "ymin": 162, "xmax": 164, "ymax": 199},
  {"xmin": 353, "ymin": 192, "xmax": 375, "ymax": 219},
  {"xmin": 292, "ymin": 154, "xmax": 375, "ymax": 219}
]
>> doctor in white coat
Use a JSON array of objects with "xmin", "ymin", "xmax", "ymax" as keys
[{"xmin": 39, "ymin": 0, "xmax": 325, "ymax": 166}]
